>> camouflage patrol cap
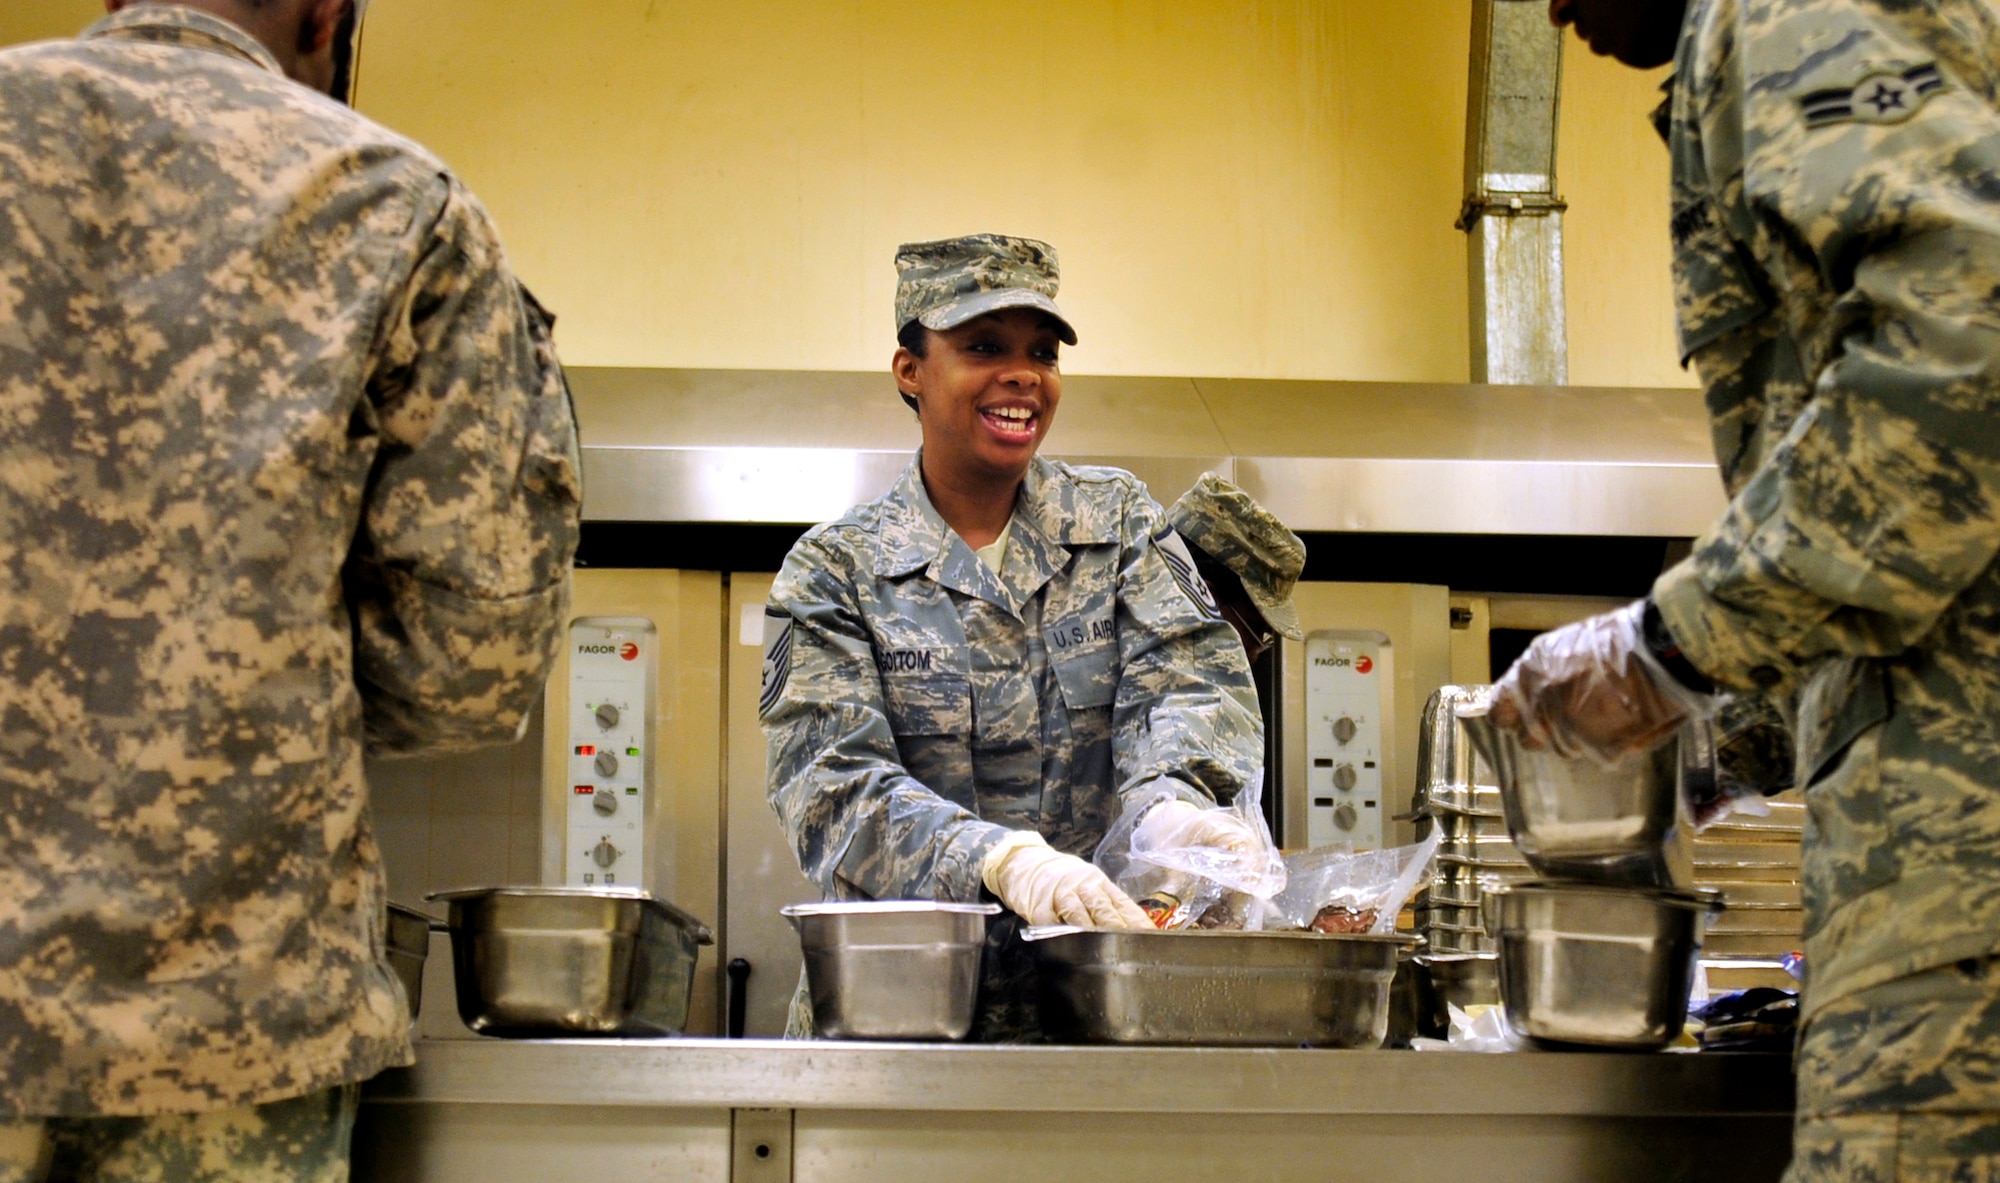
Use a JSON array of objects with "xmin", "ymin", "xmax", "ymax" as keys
[
  {"xmin": 1168, "ymin": 473, "xmax": 1306, "ymax": 641},
  {"xmin": 894, "ymin": 234, "xmax": 1077, "ymax": 345}
]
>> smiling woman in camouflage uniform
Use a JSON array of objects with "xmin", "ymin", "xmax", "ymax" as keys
[{"xmin": 760, "ymin": 235, "xmax": 1266, "ymax": 1039}]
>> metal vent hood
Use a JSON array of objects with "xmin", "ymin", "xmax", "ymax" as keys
[{"xmin": 569, "ymin": 368, "xmax": 1722, "ymax": 537}]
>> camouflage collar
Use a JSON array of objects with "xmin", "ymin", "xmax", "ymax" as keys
[
  {"xmin": 873, "ymin": 457, "xmax": 1011, "ymax": 609},
  {"xmin": 84, "ymin": 5, "xmax": 284, "ymax": 77},
  {"xmin": 873, "ymin": 455, "xmax": 1119, "ymax": 614},
  {"xmin": 1013, "ymin": 457, "xmax": 1120, "ymax": 549},
  {"xmin": 873, "ymin": 455, "xmax": 1119, "ymax": 575}
]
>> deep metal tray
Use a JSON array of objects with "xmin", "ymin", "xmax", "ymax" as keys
[
  {"xmin": 1024, "ymin": 926, "xmax": 1412, "ymax": 1048},
  {"xmin": 782, "ymin": 901, "xmax": 999, "ymax": 1041},
  {"xmin": 429, "ymin": 886, "xmax": 714, "ymax": 1038},
  {"xmin": 385, "ymin": 901, "xmax": 438, "ymax": 1023},
  {"xmin": 1484, "ymin": 881, "xmax": 1721, "ymax": 1050}
]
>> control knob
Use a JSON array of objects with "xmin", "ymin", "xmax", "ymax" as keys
[
  {"xmin": 1332, "ymin": 716, "xmax": 1357, "ymax": 744},
  {"xmin": 592, "ymin": 788, "xmax": 618, "ymax": 816},
  {"xmin": 595, "ymin": 702, "xmax": 621, "ymax": 729},
  {"xmin": 590, "ymin": 838, "xmax": 620, "ymax": 868},
  {"xmin": 594, "ymin": 750, "xmax": 620, "ymax": 778},
  {"xmin": 1332, "ymin": 763, "xmax": 1358, "ymax": 791},
  {"xmin": 1333, "ymin": 803, "xmax": 1358, "ymax": 832}
]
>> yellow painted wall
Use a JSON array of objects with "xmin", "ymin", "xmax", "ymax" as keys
[
  {"xmin": 3, "ymin": 1, "xmax": 1690, "ymax": 388},
  {"xmin": 1560, "ymin": 52, "xmax": 1688, "ymax": 388}
]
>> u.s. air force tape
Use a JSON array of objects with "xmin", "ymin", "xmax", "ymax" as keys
[
  {"xmin": 759, "ymin": 608, "xmax": 793, "ymax": 715},
  {"xmin": 1799, "ymin": 62, "xmax": 1944, "ymax": 129},
  {"xmin": 1152, "ymin": 524, "xmax": 1221, "ymax": 620}
]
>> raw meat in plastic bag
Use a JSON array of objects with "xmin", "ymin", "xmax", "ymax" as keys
[{"xmin": 1270, "ymin": 832, "xmax": 1441, "ymax": 936}]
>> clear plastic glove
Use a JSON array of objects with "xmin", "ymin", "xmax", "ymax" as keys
[
  {"xmin": 982, "ymin": 831, "xmax": 1153, "ymax": 929},
  {"xmin": 1134, "ymin": 798, "xmax": 1260, "ymax": 854},
  {"xmin": 1489, "ymin": 600, "xmax": 1716, "ymax": 764}
]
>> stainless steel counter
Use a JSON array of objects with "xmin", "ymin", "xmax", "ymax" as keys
[
  {"xmin": 571, "ymin": 368, "xmax": 1726, "ymax": 537},
  {"xmin": 354, "ymin": 1038, "xmax": 1795, "ymax": 1182}
]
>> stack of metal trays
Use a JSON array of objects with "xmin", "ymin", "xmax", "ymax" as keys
[
  {"xmin": 1693, "ymin": 792, "xmax": 1805, "ymax": 983},
  {"xmin": 1408, "ymin": 686, "xmax": 1530, "ymax": 956}
]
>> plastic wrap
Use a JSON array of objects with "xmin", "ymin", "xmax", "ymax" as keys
[
  {"xmin": 1269, "ymin": 832, "xmax": 1442, "ymax": 936},
  {"xmin": 1094, "ymin": 782, "xmax": 1286, "ymax": 930}
]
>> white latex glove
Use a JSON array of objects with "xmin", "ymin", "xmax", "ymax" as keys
[
  {"xmin": 981, "ymin": 832, "xmax": 1153, "ymax": 929},
  {"xmin": 1134, "ymin": 798, "xmax": 1260, "ymax": 854},
  {"xmin": 1490, "ymin": 600, "xmax": 1716, "ymax": 763}
]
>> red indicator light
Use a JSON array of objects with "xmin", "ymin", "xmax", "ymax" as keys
[
  {"xmin": 575, "ymin": 744, "xmax": 595, "ymax": 756},
  {"xmin": 573, "ymin": 785, "xmax": 594, "ymax": 795}
]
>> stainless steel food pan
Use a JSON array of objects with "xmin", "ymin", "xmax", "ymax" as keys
[
  {"xmin": 1416, "ymin": 685, "xmax": 1497, "ymax": 785},
  {"xmin": 1422, "ymin": 953, "xmax": 1501, "ymax": 1015},
  {"xmin": 1484, "ymin": 880, "xmax": 1722, "ymax": 1050},
  {"xmin": 429, "ymin": 886, "xmax": 713, "ymax": 1038},
  {"xmin": 1024, "ymin": 926, "xmax": 1413, "ymax": 1047},
  {"xmin": 1703, "ymin": 932, "xmax": 1804, "ymax": 957},
  {"xmin": 1435, "ymin": 834, "xmax": 1533, "ymax": 865},
  {"xmin": 1701, "ymin": 799, "xmax": 1806, "ymax": 837},
  {"xmin": 1418, "ymin": 810, "xmax": 1515, "ymax": 842},
  {"xmin": 1703, "ymin": 957, "xmax": 1800, "ymax": 992},
  {"xmin": 1414, "ymin": 785, "xmax": 1506, "ymax": 818},
  {"xmin": 1434, "ymin": 853, "xmax": 1538, "ymax": 882},
  {"xmin": 1461, "ymin": 714, "xmax": 1694, "ymax": 887},
  {"xmin": 1416, "ymin": 902, "xmax": 1486, "ymax": 932},
  {"xmin": 1418, "ymin": 883, "xmax": 1486, "ymax": 909},
  {"xmin": 1710, "ymin": 905, "xmax": 1803, "ymax": 936},
  {"xmin": 1694, "ymin": 841, "xmax": 1801, "ymax": 871},
  {"xmin": 1421, "ymin": 919, "xmax": 1491, "ymax": 943},
  {"xmin": 385, "ymin": 902, "xmax": 437, "ymax": 1022},
  {"xmin": 1700, "ymin": 879, "xmax": 1801, "ymax": 908},
  {"xmin": 782, "ymin": 901, "xmax": 999, "ymax": 1041},
  {"xmin": 1426, "ymin": 929, "xmax": 1496, "ymax": 955}
]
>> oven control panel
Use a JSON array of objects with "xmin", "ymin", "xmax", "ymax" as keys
[
  {"xmin": 563, "ymin": 617, "xmax": 656, "ymax": 887},
  {"xmin": 1304, "ymin": 630, "xmax": 1391, "ymax": 850}
]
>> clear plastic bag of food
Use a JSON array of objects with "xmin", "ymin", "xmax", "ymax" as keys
[
  {"xmin": 1094, "ymin": 781, "xmax": 1287, "ymax": 930},
  {"xmin": 1270, "ymin": 832, "xmax": 1441, "ymax": 935}
]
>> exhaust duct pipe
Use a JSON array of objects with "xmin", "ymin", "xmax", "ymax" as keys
[{"xmin": 1459, "ymin": 0, "xmax": 1568, "ymax": 385}]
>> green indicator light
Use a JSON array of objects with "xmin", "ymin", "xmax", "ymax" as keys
[
  {"xmin": 626, "ymin": 747, "xmax": 640, "ymax": 756},
  {"xmin": 625, "ymin": 787, "xmax": 639, "ymax": 795}
]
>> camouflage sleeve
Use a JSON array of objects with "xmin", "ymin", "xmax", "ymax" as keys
[
  {"xmin": 760, "ymin": 533, "xmax": 1009, "ymax": 902},
  {"xmin": 1110, "ymin": 492, "xmax": 1265, "ymax": 810},
  {"xmin": 345, "ymin": 177, "xmax": 582, "ymax": 755},
  {"xmin": 1654, "ymin": 0, "xmax": 2000, "ymax": 694}
]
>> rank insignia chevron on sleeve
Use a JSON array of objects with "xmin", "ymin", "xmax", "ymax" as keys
[{"xmin": 1799, "ymin": 62, "xmax": 1945, "ymax": 128}]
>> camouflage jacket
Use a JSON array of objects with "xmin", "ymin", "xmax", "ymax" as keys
[
  {"xmin": 0, "ymin": 9, "xmax": 581, "ymax": 1116},
  {"xmin": 760, "ymin": 456, "xmax": 1262, "ymax": 906},
  {"xmin": 1650, "ymin": 0, "xmax": 2000, "ymax": 1013}
]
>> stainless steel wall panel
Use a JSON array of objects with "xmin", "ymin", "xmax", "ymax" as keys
[
  {"xmin": 1237, "ymin": 456, "xmax": 1723, "ymax": 536},
  {"xmin": 583, "ymin": 446, "xmax": 914, "ymax": 524},
  {"xmin": 566, "ymin": 367, "xmax": 1724, "ymax": 537},
  {"xmin": 1188, "ymin": 378, "xmax": 1712, "ymax": 464}
]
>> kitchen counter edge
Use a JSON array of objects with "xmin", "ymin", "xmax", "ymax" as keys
[{"xmin": 361, "ymin": 1037, "xmax": 1794, "ymax": 1117}]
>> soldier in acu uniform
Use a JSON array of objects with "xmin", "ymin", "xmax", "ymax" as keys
[
  {"xmin": 0, "ymin": 1, "xmax": 581, "ymax": 1179},
  {"xmin": 1495, "ymin": 1, "xmax": 2000, "ymax": 1178},
  {"xmin": 761, "ymin": 235, "xmax": 1266, "ymax": 1039}
]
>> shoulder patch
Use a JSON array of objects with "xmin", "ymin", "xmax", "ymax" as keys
[
  {"xmin": 759, "ymin": 608, "xmax": 794, "ymax": 716},
  {"xmin": 1799, "ymin": 63, "xmax": 1944, "ymax": 129},
  {"xmin": 1151, "ymin": 524, "xmax": 1222, "ymax": 621}
]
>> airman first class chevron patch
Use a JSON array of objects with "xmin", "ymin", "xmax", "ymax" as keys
[{"xmin": 1799, "ymin": 62, "xmax": 1945, "ymax": 129}]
